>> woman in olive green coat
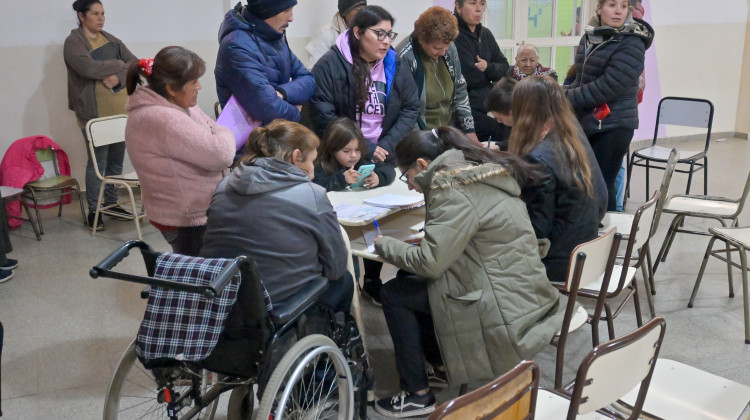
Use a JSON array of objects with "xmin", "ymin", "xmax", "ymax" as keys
[{"xmin": 373, "ymin": 126, "xmax": 566, "ymax": 417}]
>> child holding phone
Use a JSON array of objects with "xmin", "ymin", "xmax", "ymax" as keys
[
  {"xmin": 314, "ymin": 117, "xmax": 396, "ymax": 304},
  {"xmin": 314, "ymin": 117, "xmax": 396, "ymax": 191}
]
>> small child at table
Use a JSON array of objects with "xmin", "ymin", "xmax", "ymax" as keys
[
  {"xmin": 314, "ymin": 117, "xmax": 395, "ymax": 304},
  {"xmin": 313, "ymin": 117, "xmax": 395, "ymax": 191}
]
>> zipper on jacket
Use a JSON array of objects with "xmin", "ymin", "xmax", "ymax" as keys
[{"xmin": 580, "ymin": 39, "xmax": 611, "ymax": 78}]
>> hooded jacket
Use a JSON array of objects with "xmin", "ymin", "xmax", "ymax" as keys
[
  {"xmin": 215, "ymin": 4, "xmax": 315, "ymax": 124},
  {"xmin": 375, "ymin": 149, "xmax": 566, "ymax": 385},
  {"xmin": 453, "ymin": 13, "xmax": 509, "ymax": 113},
  {"xmin": 63, "ymin": 27, "xmax": 137, "ymax": 123},
  {"xmin": 309, "ymin": 33, "xmax": 420, "ymax": 163},
  {"xmin": 522, "ymin": 125, "xmax": 608, "ymax": 283},
  {"xmin": 397, "ymin": 35, "xmax": 475, "ymax": 133},
  {"xmin": 565, "ymin": 16, "xmax": 655, "ymax": 135},
  {"xmin": 200, "ymin": 158, "xmax": 347, "ymax": 302},
  {"xmin": 305, "ymin": 12, "xmax": 348, "ymax": 69},
  {"xmin": 125, "ymin": 86, "xmax": 235, "ymax": 227}
]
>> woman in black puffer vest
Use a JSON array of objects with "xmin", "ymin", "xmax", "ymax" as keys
[{"xmin": 565, "ymin": 0, "xmax": 654, "ymax": 211}]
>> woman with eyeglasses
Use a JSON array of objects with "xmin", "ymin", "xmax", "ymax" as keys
[
  {"xmin": 372, "ymin": 126, "xmax": 565, "ymax": 417},
  {"xmin": 310, "ymin": 5, "xmax": 420, "ymax": 164}
]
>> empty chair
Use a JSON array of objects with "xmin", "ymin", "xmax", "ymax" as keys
[
  {"xmin": 619, "ymin": 358, "xmax": 750, "ymax": 420},
  {"xmin": 85, "ymin": 115, "xmax": 145, "ymax": 238},
  {"xmin": 691, "ymin": 226, "xmax": 750, "ymax": 344},
  {"xmin": 628, "ymin": 97, "xmax": 714, "ymax": 200},
  {"xmin": 653, "ymin": 169, "xmax": 750, "ymax": 274},
  {"xmin": 552, "ymin": 228, "xmax": 622, "ymax": 389},
  {"xmin": 428, "ymin": 360, "xmax": 539, "ymax": 420},
  {"xmin": 536, "ymin": 317, "xmax": 666, "ymax": 420}
]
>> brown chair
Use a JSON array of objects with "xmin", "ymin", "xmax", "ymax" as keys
[
  {"xmin": 536, "ymin": 317, "xmax": 667, "ymax": 420},
  {"xmin": 22, "ymin": 147, "xmax": 86, "ymax": 238},
  {"xmin": 578, "ymin": 192, "xmax": 660, "ymax": 341},
  {"xmin": 428, "ymin": 360, "xmax": 539, "ymax": 420},
  {"xmin": 552, "ymin": 228, "xmax": 622, "ymax": 389}
]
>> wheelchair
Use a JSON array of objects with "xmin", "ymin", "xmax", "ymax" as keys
[{"xmin": 91, "ymin": 240, "xmax": 372, "ymax": 420}]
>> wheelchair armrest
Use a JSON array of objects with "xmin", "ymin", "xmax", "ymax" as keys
[{"xmin": 270, "ymin": 277, "xmax": 329, "ymax": 326}]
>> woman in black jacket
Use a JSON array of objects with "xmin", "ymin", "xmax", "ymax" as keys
[
  {"xmin": 310, "ymin": 6, "xmax": 420, "ymax": 164},
  {"xmin": 565, "ymin": 0, "xmax": 654, "ymax": 210},
  {"xmin": 453, "ymin": 0, "xmax": 510, "ymax": 144},
  {"xmin": 509, "ymin": 76, "xmax": 607, "ymax": 283}
]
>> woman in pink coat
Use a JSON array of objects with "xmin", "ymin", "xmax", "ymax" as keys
[{"xmin": 125, "ymin": 46, "xmax": 235, "ymax": 255}]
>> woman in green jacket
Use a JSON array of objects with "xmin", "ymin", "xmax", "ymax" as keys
[{"xmin": 373, "ymin": 126, "xmax": 566, "ymax": 418}]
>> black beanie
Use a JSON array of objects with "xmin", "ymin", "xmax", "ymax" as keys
[
  {"xmin": 246, "ymin": 0, "xmax": 297, "ymax": 20},
  {"xmin": 338, "ymin": 0, "xmax": 367, "ymax": 17}
]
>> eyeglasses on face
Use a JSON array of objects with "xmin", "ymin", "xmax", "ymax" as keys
[
  {"xmin": 398, "ymin": 164, "xmax": 415, "ymax": 184},
  {"xmin": 368, "ymin": 28, "xmax": 398, "ymax": 43}
]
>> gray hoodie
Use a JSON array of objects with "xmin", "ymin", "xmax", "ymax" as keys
[{"xmin": 200, "ymin": 157, "xmax": 347, "ymax": 302}]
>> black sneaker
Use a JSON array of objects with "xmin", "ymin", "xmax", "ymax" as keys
[
  {"xmin": 0, "ymin": 270, "xmax": 13, "ymax": 284},
  {"xmin": 427, "ymin": 367, "xmax": 449, "ymax": 389},
  {"xmin": 361, "ymin": 278, "xmax": 382, "ymax": 307},
  {"xmin": 0, "ymin": 259, "xmax": 18, "ymax": 271},
  {"xmin": 374, "ymin": 390, "xmax": 436, "ymax": 418},
  {"xmin": 106, "ymin": 205, "xmax": 132, "ymax": 220},
  {"xmin": 87, "ymin": 212, "xmax": 105, "ymax": 231}
]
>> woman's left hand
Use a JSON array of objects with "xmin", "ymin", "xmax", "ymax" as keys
[
  {"xmin": 373, "ymin": 146, "xmax": 389, "ymax": 162},
  {"xmin": 363, "ymin": 172, "xmax": 380, "ymax": 189}
]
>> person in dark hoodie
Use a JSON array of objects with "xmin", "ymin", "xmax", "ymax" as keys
[
  {"xmin": 215, "ymin": 0, "xmax": 315, "ymax": 124},
  {"xmin": 200, "ymin": 120, "xmax": 351, "ymax": 312},
  {"xmin": 309, "ymin": 5, "xmax": 420, "ymax": 164},
  {"xmin": 564, "ymin": 0, "xmax": 654, "ymax": 211},
  {"xmin": 453, "ymin": 0, "xmax": 510, "ymax": 144}
]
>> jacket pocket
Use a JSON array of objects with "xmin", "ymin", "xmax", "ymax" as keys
[{"xmin": 445, "ymin": 289, "xmax": 483, "ymax": 303}]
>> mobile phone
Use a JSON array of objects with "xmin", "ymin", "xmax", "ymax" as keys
[{"xmin": 350, "ymin": 164, "xmax": 376, "ymax": 188}]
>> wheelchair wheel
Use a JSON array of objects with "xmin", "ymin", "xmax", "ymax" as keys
[
  {"xmin": 103, "ymin": 340, "xmax": 219, "ymax": 420},
  {"xmin": 256, "ymin": 334, "xmax": 354, "ymax": 420}
]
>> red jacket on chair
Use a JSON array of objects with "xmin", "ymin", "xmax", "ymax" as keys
[{"xmin": 0, "ymin": 135, "xmax": 72, "ymax": 229}]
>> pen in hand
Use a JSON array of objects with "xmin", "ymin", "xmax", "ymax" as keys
[{"xmin": 373, "ymin": 220, "xmax": 382, "ymax": 236}]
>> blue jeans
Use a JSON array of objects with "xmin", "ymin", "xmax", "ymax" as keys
[
  {"xmin": 81, "ymin": 129, "xmax": 125, "ymax": 213},
  {"xmin": 615, "ymin": 157, "xmax": 627, "ymax": 212}
]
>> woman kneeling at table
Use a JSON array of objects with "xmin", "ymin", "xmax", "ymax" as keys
[{"xmin": 372, "ymin": 126, "xmax": 566, "ymax": 418}]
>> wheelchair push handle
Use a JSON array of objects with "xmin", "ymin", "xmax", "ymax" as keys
[{"xmin": 90, "ymin": 240, "xmax": 153, "ymax": 278}]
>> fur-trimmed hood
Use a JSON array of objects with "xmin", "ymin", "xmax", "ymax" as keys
[{"xmin": 415, "ymin": 149, "xmax": 521, "ymax": 197}]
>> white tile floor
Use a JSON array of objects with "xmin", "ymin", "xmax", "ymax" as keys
[{"xmin": 1, "ymin": 137, "xmax": 750, "ymax": 419}]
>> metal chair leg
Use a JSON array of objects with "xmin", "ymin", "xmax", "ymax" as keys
[
  {"xmin": 654, "ymin": 217, "xmax": 680, "ymax": 273},
  {"xmin": 632, "ymin": 280, "xmax": 643, "ymax": 327},
  {"xmin": 689, "ymin": 235, "xmax": 718, "ymax": 308},
  {"xmin": 686, "ymin": 160, "xmax": 696, "ymax": 195},
  {"xmin": 641, "ymin": 261, "xmax": 656, "ymax": 318},
  {"xmin": 645, "ymin": 159, "xmax": 651, "ymax": 202},
  {"xmin": 661, "ymin": 216, "xmax": 683, "ymax": 262},
  {"xmin": 727, "ymin": 240, "xmax": 735, "ymax": 298},
  {"xmin": 604, "ymin": 303, "xmax": 616, "ymax": 341},
  {"xmin": 20, "ymin": 201, "xmax": 41, "ymax": 241},
  {"xmin": 739, "ymin": 249, "xmax": 750, "ymax": 344},
  {"xmin": 703, "ymin": 157, "xmax": 709, "ymax": 196}
]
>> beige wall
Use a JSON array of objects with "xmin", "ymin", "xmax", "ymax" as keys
[{"xmin": 735, "ymin": 3, "xmax": 750, "ymax": 135}]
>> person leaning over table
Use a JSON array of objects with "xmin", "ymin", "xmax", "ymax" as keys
[
  {"xmin": 372, "ymin": 126, "xmax": 566, "ymax": 418},
  {"xmin": 309, "ymin": 5, "xmax": 420, "ymax": 165},
  {"xmin": 64, "ymin": 0, "xmax": 137, "ymax": 231},
  {"xmin": 396, "ymin": 6, "xmax": 478, "ymax": 143}
]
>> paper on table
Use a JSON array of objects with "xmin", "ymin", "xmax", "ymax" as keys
[
  {"xmin": 362, "ymin": 194, "xmax": 424, "ymax": 208},
  {"xmin": 334, "ymin": 203, "xmax": 390, "ymax": 222},
  {"xmin": 363, "ymin": 225, "xmax": 379, "ymax": 253},
  {"xmin": 216, "ymin": 95, "xmax": 261, "ymax": 151}
]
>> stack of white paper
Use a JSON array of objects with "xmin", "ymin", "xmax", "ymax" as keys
[{"xmin": 362, "ymin": 194, "xmax": 424, "ymax": 209}]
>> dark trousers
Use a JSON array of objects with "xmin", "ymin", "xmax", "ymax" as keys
[
  {"xmin": 472, "ymin": 110, "xmax": 511, "ymax": 143},
  {"xmin": 588, "ymin": 128, "xmax": 635, "ymax": 211},
  {"xmin": 0, "ymin": 321, "xmax": 3, "ymax": 416},
  {"xmin": 381, "ymin": 270, "xmax": 443, "ymax": 393},
  {"xmin": 159, "ymin": 225, "xmax": 207, "ymax": 257},
  {"xmin": 320, "ymin": 272, "xmax": 355, "ymax": 314},
  {"xmin": 0, "ymin": 203, "xmax": 11, "ymax": 266}
]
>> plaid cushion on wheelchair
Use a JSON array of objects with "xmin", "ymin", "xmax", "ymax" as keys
[{"xmin": 135, "ymin": 253, "xmax": 242, "ymax": 362}]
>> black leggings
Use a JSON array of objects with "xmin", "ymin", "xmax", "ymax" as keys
[
  {"xmin": 588, "ymin": 128, "xmax": 634, "ymax": 211},
  {"xmin": 380, "ymin": 270, "xmax": 443, "ymax": 393}
]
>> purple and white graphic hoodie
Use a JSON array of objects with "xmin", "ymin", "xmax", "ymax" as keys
[{"xmin": 336, "ymin": 31, "xmax": 386, "ymax": 145}]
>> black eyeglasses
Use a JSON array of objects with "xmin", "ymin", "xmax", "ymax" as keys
[
  {"xmin": 398, "ymin": 164, "xmax": 414, "ymax": 184},
  {"xmin": 368, "ymin": 28, "xmax": 398, "ymax": 43}
]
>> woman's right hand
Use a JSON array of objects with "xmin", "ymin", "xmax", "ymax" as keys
[
  {"xmin": 373, "ymin": 146, "xmax": 389, "ymax": 162},
  {"xmin": 344, "ymin": 167, "xmax": 361, "ymax": 184},
  {"xmin": 102, "ymin": 75, "xmax": 119, "ymax": 89}
]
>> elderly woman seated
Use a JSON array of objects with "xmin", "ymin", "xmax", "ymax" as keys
[{"xmin": 508, "ymin": 43, "xmax": 558, "ymax": 81}]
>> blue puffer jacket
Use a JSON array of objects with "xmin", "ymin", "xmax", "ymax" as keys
[
  {"xmin": 565, "ymin": 17, "xmax": 654, "ymax": 136},
  {"xmin": 215, "ymin": 4, "xmax": 315, "ymax": 123}
]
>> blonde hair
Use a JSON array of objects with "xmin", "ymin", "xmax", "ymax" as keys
[
  {"xmin": 239, "ymin": 119, "xmax": 320, "ymax": 166},
  {"xmin": 508, "ymin": 76, "xmax": 594, "ymax": 196}
]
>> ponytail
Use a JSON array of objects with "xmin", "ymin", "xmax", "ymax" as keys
[
  {"xmin": 238, "ymin": 120, "xmax": 320, "ymax": 167},
  {"xmin": 125, "ymin": 47, "xmax": 205, "ymax": 98}
]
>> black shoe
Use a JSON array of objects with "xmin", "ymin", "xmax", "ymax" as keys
[
  {"xmin": 87, "ymin": 212, "xmax": 105, "ymax": 231},
  {"xmin": 105, "ymin": 205, "xmax": 132, "ymax": 220},
  {"xmin": 361, "ymin": 278, "xmax": 382, "ymax": 307},
  {"xmin": 427, "ymin": 367, "xmax": 449, "ymax": 389},
  {"xmin": 0, "ymin": 270, "xmax": 14, "ymax": 284},
  {"xmin": 375, "ymin": 390, "xmax": 436, "ymax": 418},
  {"xmin": 0, "ymin": 258, "xmax": 18, "ymax": 271}
]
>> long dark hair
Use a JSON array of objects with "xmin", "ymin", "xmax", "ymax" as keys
[
  {"xmin": 72, "ymin": 0, "xmax": 101, "ymax": 26},
  {"xmin": 508, "ymin": 75, "xmax": 594, "ymax": 195},
  {"xmin": 348, "ymin": 6, "xmax": 394, "ymax": 112},
  {"xmin": 125, "ymin": 46, "xmax": 205, "ymax": 97},
  {"xmin": 317, "ymin": 118, "xmax": 367, "ymax": 173},
  {"xmin": 395, "ymin": 125, "xmax": 535, "ymax": 187}
]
